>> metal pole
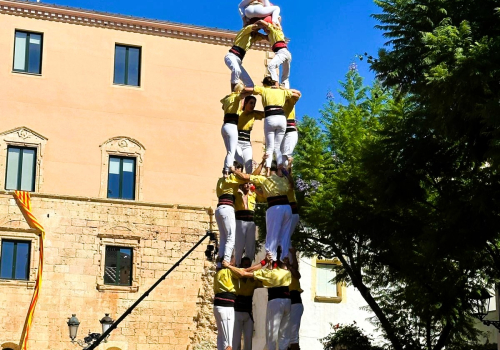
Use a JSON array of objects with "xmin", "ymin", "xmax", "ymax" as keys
[{"xmin": 86, "ymin": 231, "xmax": 213, "ymax": 350}]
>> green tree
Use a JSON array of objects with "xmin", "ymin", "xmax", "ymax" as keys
[{"xmin": 292, "ymin": 67, "xmax": 490, "ymax": 350}]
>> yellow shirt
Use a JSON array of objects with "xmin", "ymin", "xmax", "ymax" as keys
[
  {"xmin": 250, "ymin": 174, "xmax": 290, "ymax": 198},
  {"xmin": 283, "ymin": 98, "xmax": 297, "ymax": 121},
  {"xmin": 253, "ymin": 268, "xmax": 291, "ymax": 288},
  {"xmin": 253, "ymin": 86, "xmax": 292, "ymax": 108},
  {"xmin": 238, "ymin": 110, "xmax": 265, "ymax": 131},
  {"xmin": 235, "ymin": 190, "xmax": 257, "ymax": 212},
  {"xmin": 287, "ymin": 187, "xmax": 297, "ymax": 203},
  {"xmin": 289, "ymin": 276, "xmax": 303, "ymax": 293},
  {"xmin": 216, "ymin": 174, "xmax": 246, "ymax": 198},
  {"xmin": 267, "ymin": 24, "xmax": 286, "ymax": 46},
  {"xmin": 221, "ymin": 92, "xmax": 242, "ymax": 115},
  {"xmin": 234, "ymin": 25, "xmax": 267, "ymax": 52},
  {"xmin": 234, "ymin": 275, "xmax": 263, "ymax": 297},
  {"xmin": 214, "ymin": 268, "xmax": 237, "ymax": 294}
]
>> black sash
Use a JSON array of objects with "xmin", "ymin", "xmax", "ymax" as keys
[
  {"xmin": 235, "ymin": 210, "xmax": 254, "ymax": 222},
  {"xmin": 290, "ymin": 290, "xmax": 302, "ymax": 304},
  {"xmin": 229, "ymin": 45, "xmax": 246, "ymax": 60},
  {"xmin": 214, "ymin": 292, "xmax": 237, "ymax": 307},
  {"xmin": 238, "ymin": 130, "xmax": 251, "ymax": 142},
  {"xmin": 267, "ymin": 195, "xmax": 289, "ymax": 208},
  {"xmin": 218, "ymin": 194, "xmax": 235, "ymax": 207},
  {"xmin": 264, "ymin": 105, "xmax": 285, "ymax": 118},
  {"xmin": 224, "ymin": 113, "xmax": 239, "ymax": 125},
  {"xmin": 268, "ymin": 286, "xmax": 290, "ymax": 301}
]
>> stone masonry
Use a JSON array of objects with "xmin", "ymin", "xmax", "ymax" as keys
[{"xmin": 0, "ymin": 191, "xmax": 218, "ymax": 350}]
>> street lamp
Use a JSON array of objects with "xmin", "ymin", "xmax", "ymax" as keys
[
  {"xmin": 67, "ymin": 313, "xmax": 115, "ymax": 348},
  {"xmin": 471, "ymin": 290, "xmax": 500, "ymax": 330}
]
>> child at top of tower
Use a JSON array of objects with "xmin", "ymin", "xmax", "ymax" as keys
[{"xmin": 238, "ymin": 0, "xmax": 281, "ymax": 27}]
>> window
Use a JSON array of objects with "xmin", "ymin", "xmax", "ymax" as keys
[
  {"xmin": 107, "ymin": 156, "xmax": 136, "ymax": 200},
  {"xmin": 104, "ymin": 246, "xmax": 133, "ymax": 286},
  {"xmin": 13, "ymin": 30, "xmax": 43, "ymax": 74},
  {"xmin": 113, "ymin": 45, "xmax": 141, "ymax": 86},
  {"xmin": 5, "ymin": 146, "xmax": 36, "ymax": 191},
  {"xmin": 316, "ymin": 263, "xmax": 337, "ymax": 298},
  {"xmin": 0, "ymin": 240, "xmax": 31, "ymax": 280},
  {"xmin": 314, "ymin": 258, "xmax": 343, "ymax": 303}
]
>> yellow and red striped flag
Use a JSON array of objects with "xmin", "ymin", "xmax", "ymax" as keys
[{"xmin": 14, "ymin": 191, "xmax": 45, "ymax": 350}]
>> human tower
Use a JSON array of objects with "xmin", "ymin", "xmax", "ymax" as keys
[{"xmin": 213, "ymin": 1, "xmax": 303, "ymax": 350}]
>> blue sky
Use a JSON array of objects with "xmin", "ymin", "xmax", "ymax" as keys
[{"xmin": 48, "ymin": 0, "xmax": 387, "ymax": 119}]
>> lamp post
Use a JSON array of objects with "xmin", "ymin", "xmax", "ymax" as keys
[
  {"xmin": 472, "ymin": 290, "xmax": 500, "ymax": 330},
  {"xmin": 66, "ymin": 313, "xmax": 115, "ymax": 349}
]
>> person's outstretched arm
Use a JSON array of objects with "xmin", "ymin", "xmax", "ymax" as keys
[
  {"xmin": 252, "ymin": 154, "xmax": 268, "ymax": 175},
  {"xmin": 223, "ymin": 261, "xmax": 254, "ymax": 278}
]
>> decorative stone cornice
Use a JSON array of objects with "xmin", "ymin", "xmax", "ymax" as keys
[{"xmin": 0, "ymin": 0, "xmax": 272, "ymax": 51}]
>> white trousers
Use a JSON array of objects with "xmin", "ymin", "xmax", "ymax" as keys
[
  {"xmin": 224, "ymin": 52, "xmax": 254, "ymax": 87},
  {"xmin": 264, "ymin": 115, "xmax": 286, "ymax": 168},
  {"xmin": 215, "ymin": 205, "xmax": 236, "ymax": 266},
  {"xmin": 244, "ymin": 3, "xmax": 281, "ymax": 24},
  {"xmin": 281, "ymin": 131, "xmax": 298, "ymax": 167},
  {"xmin": 214, "ymin": 306, "xmax": 235, "ymax": 350},
  {"xmin": 279, "ymin": 303, "xmax": 303, "ymax": 348},
  {"xmin": 233, "ymin": 311, "xmax": 254, "ymax": 350},
  {"xmin": 265, "ymin": 205, "xmax": 292, "ymax": 261},
  {"xmin": 234, "ymin": 219, "xmax": 257, "ymax": 266},
  {"xmin": 269, "ymin": 49, "xmax": 292, "ymax": 89},
  {"xmin": 222, "ymin": 123, "xmax": 239, "ymax": 171},
  {"xmin": 266, "ymin": 298, "xmax": 291, "ymax": 350},
  {"xmin": 235, "ymin": 140, "xmax": 253, "ymax": 174},
  {"xmin": 282, "ymin": 213, "xmax": 299, "ymax": 261}
]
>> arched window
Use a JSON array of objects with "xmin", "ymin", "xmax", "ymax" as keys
[
  {"xmin": 0, "ymin": 127, "xmax": 47, "ymax": 192},
  {"xmin": 99, "ymin": 136, "xmax": 145, "ymax": 201}
]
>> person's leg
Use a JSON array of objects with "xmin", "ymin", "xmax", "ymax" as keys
[
  {"xmin": 242, "ymin": 313, "xmax": 254, "ymax": 350},
  {"xmin": 265, "ymin": 206, "xmax": 285, "ymax": 261},
  {"xmin": 266, "ymin": 299, "xmax": 284, "ymax": 350},
  {"xmin": 239, "ymin": 64, "xmax": 254, "ymax": 88},
  {"xmin": 235, "ymin": 142, "xmax": 245, "ymax": 167},
  {"xmin": 264, "ymin": 117, "xmax": 276, "ymax": 169},
  {"xmin": 289, "ymin": 304, "xmax": 304, "ymax": 348},
  {"xmin": 215, "ymin": 306, "xmax": 235, "ymax": 350},
  {"xmin": 241, "ymin": 141, "xmax": 253, "ymax": 174},
  {"xmin": 225, "ymin": 53, "xmax": 242, "ymax": 86},
  {"xmin": 278, "ymin": 300, "xmax": 292, "ymax": 350},
  {"xmin": 234, "ymin": 219, "xmax": 246, "ymax": 267},
  {"xmin": 286, "ymin": 214, "xmax": 300, "ymax": 263},
  {"xmin": 245, "ymin": 221, "xmax": 256, "ymax": 262},
  {"xmin": 281, "ymin": 131, "xmax": 298, "ymax": 167},
  {"xmin": 233, "ymin": 311, "xmax": 245, "ymax": 350},
  {"xmin": 273, "ymin": 116, "xmax": 286, "ymax": 167},
  {"xmin": 268, "ymin": 50, "xmax": 287, "ymax": 84},
  {"xmin": 280, "ymin": 49, "xmax": 292, "ymax": 89},
  {"xmin": 222, "ymin": 124, "xmax": 239, "ymax": 173},
  {"xmin": 279, "ymin": 205, "xmax": 293, "ymax": 261},
  {"xmin": 215, "ymin": 207, "xmax": 227, "ymax": 268},
  {"xmin": 223, "ymin": 207, "xmax": 237, "ymax": 264}
]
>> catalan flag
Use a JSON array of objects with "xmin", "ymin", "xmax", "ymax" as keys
[{"xmin": 14, "ymin": 191, "xmax": 45, "ymax": 350}]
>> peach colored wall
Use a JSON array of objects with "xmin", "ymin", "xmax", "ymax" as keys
[{"xmin": 0, "ymin": 12, "xmax": 266, "ymax": 207}]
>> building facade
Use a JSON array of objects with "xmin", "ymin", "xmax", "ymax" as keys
[{"xmin": 0, "ymin": 0, "xmax": 268, "ymax": 349}]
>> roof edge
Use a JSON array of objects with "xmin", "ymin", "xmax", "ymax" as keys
[{"xmin": 0, "ymin": 0, "xmax": 272, "ymax": 50}]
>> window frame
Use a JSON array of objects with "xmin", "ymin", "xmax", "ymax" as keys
[
  {"xmin": 313, "ymin": 257, "xmax": 344, "ymax": 303},
  {"xmin": 113, "ymin": 44, "xmax": 142, "ymax": 87},
  {"xmin": 107, "ymin": 155, "xmax": 137, "ymax": 200},
  {"xmin": 104, "ymin": 245, "xmax": 133, "ymax": 287},
  {"xmin": 0, "ymin": 239, "xmax": 31, "ymax": 281},
  {"xmin": 12, "ymin": 29, "xmax": 44, "ymax": 75},
  {"xmin": 97, "ymin": 235, "xmax": 140, "ymax": 293},
  {"xmin": 5, "ymin": 146, "xmax": 37, "ymax": 192}
]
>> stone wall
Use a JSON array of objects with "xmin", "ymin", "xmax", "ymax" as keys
[{"xmin": 0, "ymin": 192, "xmax": 218, "ymax": 350}]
